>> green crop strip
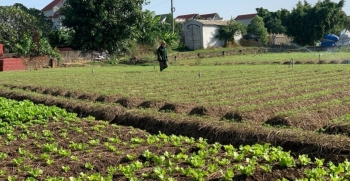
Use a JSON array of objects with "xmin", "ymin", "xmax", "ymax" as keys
[{"xmin": 0, "ymin": 97, "xmax": 350, "ymax": 180}]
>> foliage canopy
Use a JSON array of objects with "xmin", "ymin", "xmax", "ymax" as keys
[
  {"xmin": 0, "ymin": 5, "xmax": 60, "ymax": 59},
  {"xmin": 247, "ymin": 16, "xmax": 269, "ymax": 45},
  {"xmin": 216, "ymin": 19, "xmax": 246, "ymax": 47},
  {"xmin": 61, "ymin": 0, "xmax": 148, "ymax": 55}
]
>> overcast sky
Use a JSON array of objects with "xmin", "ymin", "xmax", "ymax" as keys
[{"xmin": 1, "ymin": 0, "xmax": 349, "ymax": 20}]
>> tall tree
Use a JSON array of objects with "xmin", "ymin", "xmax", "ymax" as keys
[
  {"xmin": 48, "ymin": 29, "xmax": 75, "ymax": 48},
  {"xmin": 344, "ymin": 16, "xmax": 350, "ymax": 31},
  {"xmin": 138, "ymin": 10, "xmax": 162, "ymax": 46},
  {"xmin": 283, "ymin": 1, "xmax": 313, "ymax": 45},
  {"xmin": 283, "ymin": 0, "xmax": 345, "ymax": 46},
  {"xmin": 216, "ymin": 19, "xmax": 246, "ymax": 47},
  {"xmin": 0, "ymin": 6, "xmax": 59, "ymax": 59},
  {"xmin": 247, "ymin": 15, "xmax": 269, "ymax": 45},
  {"xmin": 165, "ymin": 13, "xmax": 184, "ymax": 38},
  {"xmin": 312, "ymin": 0, "xmax": 346, "ymax": 35},
  {"xmin": 256, "ymin": 8, "xmax": 287, "ymax": 34},
  {"xmin": 61, "ymin": 0, "xmax": 148, "ymax": 54},
  {"xmin": 13, "ymin": 3, "xmax": 53, "ymax": 37},
  {"xmin": 137, "ymin": 11, "xmax": 180, "ymax": 47}
]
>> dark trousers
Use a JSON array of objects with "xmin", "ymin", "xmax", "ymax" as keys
[{"xmin": 159, "ymin": 61, "xmax": 168, "ymax": 71}]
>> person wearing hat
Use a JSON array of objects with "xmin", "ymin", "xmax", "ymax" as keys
[{"xmin": 157, "ymin": 41, "xmax": 168, "ymax": 72}]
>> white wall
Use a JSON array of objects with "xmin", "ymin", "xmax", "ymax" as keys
[
  {"xmin": 43, "ymin": 9, "xmax": 54, "ymax": 17},
  {"xmin": 237, "ymin": 19, "xmax": 252, "ymax": 26},
  {"xmin": 43, "ymin": 0, "xmax": 66, "ymax": 29},
  {"xmin": 52, "ymin": 18, "xmax": 62, "ymax": 30},
  {"xmin": 202, "ymin": 25, "xmax": 224, "ymax": 49}
]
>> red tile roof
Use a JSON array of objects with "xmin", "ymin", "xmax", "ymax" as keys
[
  {"xmin": 176, "ymin": 14, "xmax": 198, "ymax": 20},
  {"xmin": 234, "ymin": 13, "xmax": 257, "ymax": 20},
  {"xmin": 42, "ymin": 0, "xmax": 62, "ymax": 11},
  {"xmin": 200, "ymin": 13, "xmax": 217, "ymax": 19}
]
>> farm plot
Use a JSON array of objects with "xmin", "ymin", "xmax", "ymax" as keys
[
  {"xmin": 2, "ymin": 65, "xmax": 350, "ymax": 132},
  {"xmin": 1, "ymin": 97, "xmax": 350, "ymax": 181},
  {"xmin": 174, "ymin": 51, "xmax": 350, "ymax": 66}
]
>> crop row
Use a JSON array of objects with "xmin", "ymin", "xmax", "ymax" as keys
[{"xmin": 0, "ymin": 97, "xmax": 349, "ymax": 180}]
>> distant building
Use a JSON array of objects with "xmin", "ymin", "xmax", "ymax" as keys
[
  {"xmin": 199, "ymin": 13, "xmax": 223, "ymax": 20},
  {"xmin": 184, "ymin": 19, "xmax": 242, "ymax": 50},
  {"xmin": 42, "ymin": 0, "xmax": 66, "ymax": 29},
  {"xmin": 175, "ymin": 14, "xmax": 199, "ymax": 23},
  {"xmin": 155, "ymin": 14, "xmax": 169, "ymax": 23},
  {"xmin": 268, "ymin": 33, "xmax": 293, "ymax": 45},
  {"xmin": 234, "ymin": 13, "xmax": 257, "ymax": 26},
  {"xmin": 175, "ymin": 13, "xmax": 223, "ymax": 23}
]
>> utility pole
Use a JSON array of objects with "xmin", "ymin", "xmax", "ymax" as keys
[{"xmin": 171, "ymin": 0, "xmax": 175, "ymax": 33}]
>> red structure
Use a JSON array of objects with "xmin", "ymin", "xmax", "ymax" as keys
[
  {"xmin": 0, "ymin": 45, "xmax": 26, "ymax": 71},
  {"xmin": 0, "ymin": 58, "xmax": 26, "ymax": 71},
  {"xmin": 0, "ymin": 44, "xmax": 3, "ymax": 57}
]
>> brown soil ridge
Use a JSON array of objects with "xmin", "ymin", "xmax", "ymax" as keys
[
  {"xmin": 236, "ymin": 89, "xmax": 350, "ymax": 130},
  {"xmin": 1, "ymin": 87, "xmax": 350, "ymax": 162},
  {"xmin": 2, "ymin": 84, "xmax": 228, "ymax": 117},
  {"xmin": 5, "ymin": 83, "xmax": 350, "ymax": 132}
]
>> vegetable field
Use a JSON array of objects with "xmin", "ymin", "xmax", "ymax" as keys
[
  {"xmin": 2, "ymin": 59, "xmax": 350, "ymax": 180},
  {"xmin": 2, "ymin": 64, "xmax": 350, "ymax": 131},
  {"xmin": 1, "ymin": 97, "xmax": 350, "ymax": 180}
]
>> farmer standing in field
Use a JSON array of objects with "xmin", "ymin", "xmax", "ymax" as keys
[{"xmin": 157, "ymin": 41, "xmax": 168, "ymax": 72}]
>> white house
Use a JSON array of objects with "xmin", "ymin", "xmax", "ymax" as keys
[
  {"xmin": 199, "ymin": 13, "xmax": 223, "ymax": 20},
  {"xmin": 175, "ymin": 13, "xmax": 223, "ymax": 23},
  {"xmin": 337, "ymin": 29, "xmax": 350, "ymax": 46},
  {"xmin": 183, "ymin": 20, "xmax": 242, "ymax": 50},
  {"xmin": 175, "ymin": 14, "xmax": 199, "ymax": 23},
  {"xmin": 42, "ymin": 0, "xmax": 66, "ymax": 29}
]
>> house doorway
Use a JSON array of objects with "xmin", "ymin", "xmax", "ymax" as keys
[{"xmin": 186, "ymin": 24, "xmax": 201, "ymax": 50}]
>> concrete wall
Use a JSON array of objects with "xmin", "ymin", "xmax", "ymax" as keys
[
  {"xmin": 21, "ymin": 56, "xmax": 58, "ymax": 70},
  {"xmin": 269, "ymin": 34, "xmax": 293, "ymax": 45},
  {"xmin": 202, "ymin": 25, "xmax": 224, "ymax": 49},
  {"xmin": 236, "ymin": 19, "xmax": 252, "ymax": 26},
  {"xmin": 59, "ymin": 51, "xmax": 93, "ymax": 64}
]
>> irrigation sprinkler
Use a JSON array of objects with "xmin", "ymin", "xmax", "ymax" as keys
[
  {"xmin": 289, "ymin": 58, "xmax": 294, "ymax": 68},
  {"xmin": 92, "ymin": 68, "xmax": 94, "ymax": 73},
  {"xmin": 318, "ymin": 54, "xmax": 322, "ymax": 65},
  {"xmin": 198, "ymin": 71, "xmax": 201, "ymax": 78}
]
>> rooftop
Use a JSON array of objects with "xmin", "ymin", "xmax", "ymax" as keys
[
  {"xmin": 234, "ymin": 13, "xmax": 257, "ymax": 20},
  {"xmin": 42, "ymin": 0, "xmax": 62, "ymax": 11}
]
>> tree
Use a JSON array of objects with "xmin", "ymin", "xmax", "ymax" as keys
[
  {"xmin": 13, "ymin": 3, "xmax": 53, "ymax": 37},
  {"xmin": 137, "ymin": 11, "xmax": 180, "ymax": 47},
  {"xmin": 344, "ymin": 16, "xmax": 350, "ymax": 31},
  {"xmin": 282, "ymin": 1, "xmax": 313, "ymax": 45},
  {"xmin": 138, "ymin": 10, "xmax": 162, "ymax": 46},
  {"xmin": 256, "ymin": 7, "xmax": 287, "ymax": 34},
  {"xmin": 283, "ymin": 0, "xmax": 345, "ymax": 46},
  {"xmin": 48, "ymin": 29, "xmax": 74, "ymax": 48},
  {"xmin": 61, "ymin": 0, "xmax": 148, "ymax": 54},
  {"xmin": 165, "ymin": 13, "xmax": 184, "ymax": 38},
  {"xmin": 0, "ymin": 6, "xmax": 36, "ymax": 52},
  {"xmin": 0, "ymin": 6, "xmax": 60, "ymax": 59},
  {"xmin": 216, "ymin": 19, "xmax": 246, "ymax": 47},
  {"xmin": 311, "ymin": 0, "xmax": 346, "ymax": 35},
  {"xmin": 247, "ymin": 15, "xmax": 269, "ymax": 45}
]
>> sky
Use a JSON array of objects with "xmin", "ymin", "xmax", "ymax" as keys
[{"xmin": 0, "ymin": 0, "xmax": 349, "ymax": 20}]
